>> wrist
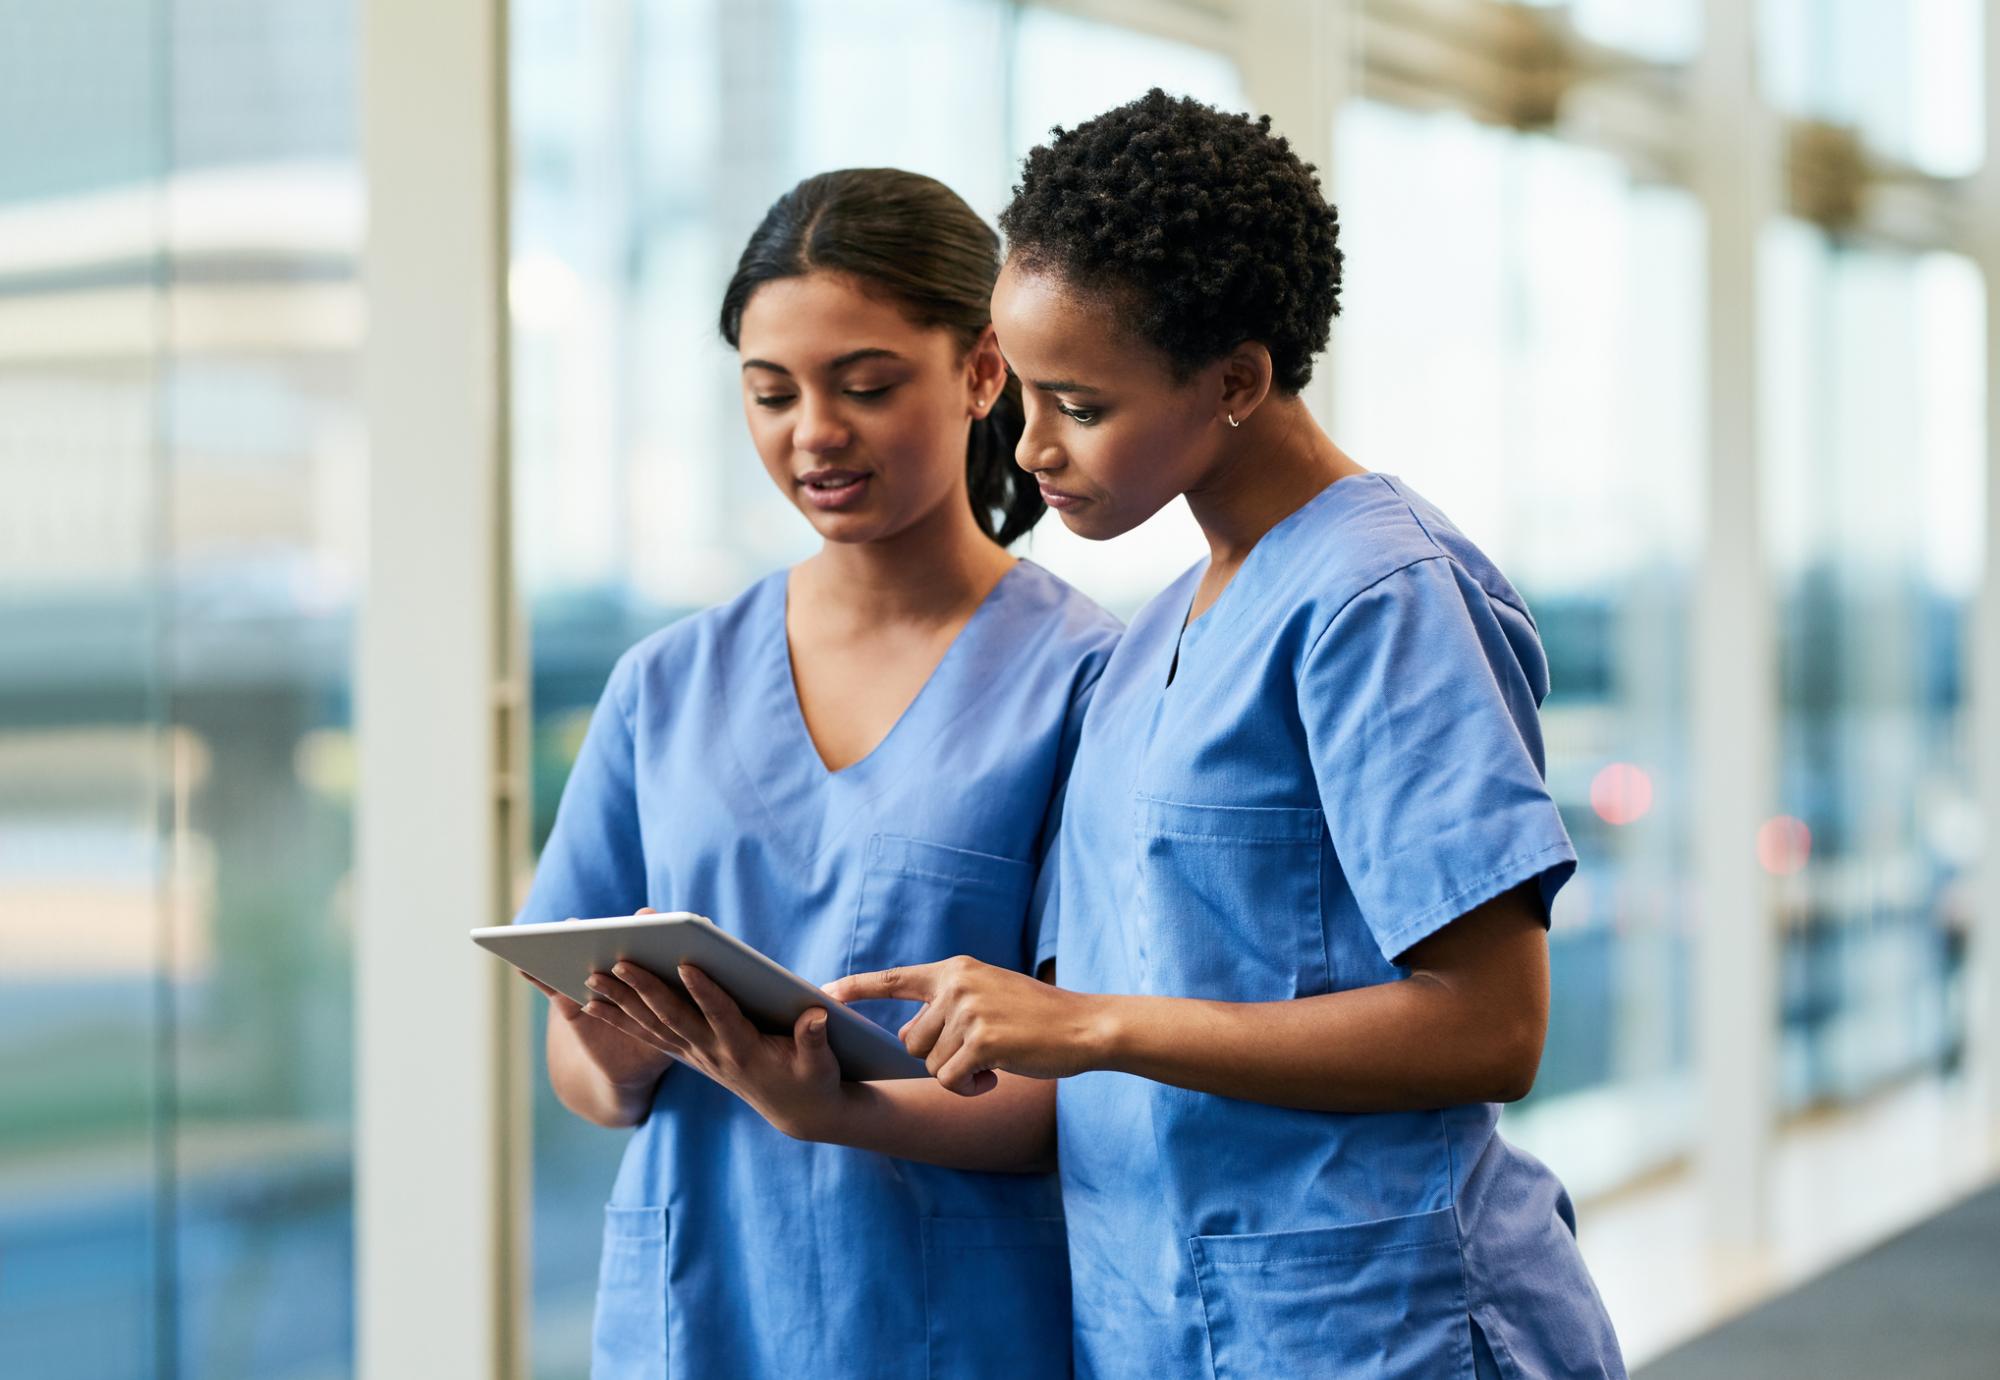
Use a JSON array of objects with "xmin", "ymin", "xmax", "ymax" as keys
[
  {"xmin": 772, "ymin": 1080, "xmax": 866, "ymax": 1146},
  {"xmin": 1074, "ymin": 993, "xmax": 1128, "ymax": 1075}
]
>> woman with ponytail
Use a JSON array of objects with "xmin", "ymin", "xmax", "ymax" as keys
[{"xmin": 514, "ymin": 167, "xmax": 1118, "ymax": 1379}]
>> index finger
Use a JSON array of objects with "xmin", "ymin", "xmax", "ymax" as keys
[
  {"xmin": 518, "ymin": 970, "xmax": 582, "ymax": 1015},
  {"xmin": 822, "ymin": 964, "xmax": 935, "ymax": 1005}
]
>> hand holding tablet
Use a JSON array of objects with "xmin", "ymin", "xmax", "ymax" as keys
[{"xmin": 473, "ymin": 911, "xmax": 929, "ymax": 1082}]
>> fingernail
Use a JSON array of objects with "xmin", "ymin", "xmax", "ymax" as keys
[
  {"xmin": 585, "ymin": 976, "xmax": 604, "ymax": 991},
  {"xmin": 612, "ymin": 963, "xmax": 631, "ymax": 977}
]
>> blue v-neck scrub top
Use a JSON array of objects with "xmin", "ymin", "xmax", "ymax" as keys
[
  {"xmin": 1055, "ymin": 475, "xmax": 1626, "ymax": 1380},
  {"xmin": 518, "ymin": 559, "xmax": 1120, "ymax": 1380}
]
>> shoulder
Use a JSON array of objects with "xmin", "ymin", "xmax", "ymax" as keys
[
  {"xmin": 1321, "ymin": 476, "xmax": 1529, "ymax": 622},
  {"xmin": 609, "ymin": 568, "xmax": 786, "ymax": 712},
  {"xmin": 1295, "ymin": 480, "xmax": 1550, "ymax": 700},
  {"xmin": 1004, "ymin": 560, "xmax": 1125, "ymax": 670},
  {"xmin": 1260, "ymin": 474, "xmax": 1531, "ymax": 634}
]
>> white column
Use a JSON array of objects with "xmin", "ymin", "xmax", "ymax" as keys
[
  {"xmin": 1689, "ymin": 0, "xmax": 1781, "ymax": 1254},
  {"xmin": 1234, "ymin": 0, "xmax": 1358, "ymax": 428},
  {"xmin": 356, "ymin": 1, "xmax": 527, "ymax": 1376},
  {"xmin": 1973, "ymin": 0, "xmax": 2000, "ymax": 1153}
]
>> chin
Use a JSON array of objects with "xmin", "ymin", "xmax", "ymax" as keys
[
  {"xmin": 807, "ymin": 514, "xmax": 883, "ymax": 544},
  {"xmin": 1055, "ymin": 504, "xmax": 1132, "ymax": 542},
  {"xmin": 801, "ymin": 503, "xmax": 902, "ymax": 546}
]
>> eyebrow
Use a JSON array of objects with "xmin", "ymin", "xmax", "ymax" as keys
[
  {"xmin": 996, "ymin": 348, "xmax": 1102, "ymax": 396},
  {"xmin": 740, "ymin": 347, "xmax": 904, "ymax": 375}
]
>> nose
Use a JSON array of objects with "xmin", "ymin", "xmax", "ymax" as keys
[
  {"xmin": 1014, "ymin": 423, "xmax": 1063, "ymax": 476},
  {"xmin": 794, "ymin": 392, "xmax": 851, "ymax": 457}
]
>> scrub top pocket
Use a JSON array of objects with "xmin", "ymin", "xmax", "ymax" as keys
[
  {"xmin": 1132, "ymin": 796, "xmax": 1328, "ymax": 1001},
  {"xmin": 592, "ymin": 1205, "xmax": 667, "ymax": 1380},
  {"xmin": 849, "ymin": 834, "xmax": 1036, "ymax": 1032},
  {"xmin": 1189, "ymin": 1207, "xmax": 1472, "ymax": 1380},
  {"xmin": 922, "ymin": 1215, "xmax": 1072, "ymax": 1379}
]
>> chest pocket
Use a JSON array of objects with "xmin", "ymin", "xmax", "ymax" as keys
[
  {"xmin": 848, "ymin": 834, "xmax": 1036, "ymax": 1032},
  {"xmin": 1132, "ymin": 795, "xmax": 1329, "ymax": 1002}
]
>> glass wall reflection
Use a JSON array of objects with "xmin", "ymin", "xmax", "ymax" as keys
[
  {"xmin": 1763, "ymin": 0, "xmax": 1984, "ymax": 178},
  {"xmin": 0, "ymin": 2, "xmax": 362, "ymax": 1377},
  {"xmin": 1335, "ymin": 99, "xmax": 1704, "ymax": 1194},
  {"xmin": 1762, "ymin": 223, "xmax": 1983, "ymax": 1111}
]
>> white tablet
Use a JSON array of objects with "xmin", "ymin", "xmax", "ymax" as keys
[{"xmin": 471, "ymin": 912, "xmax": 928, "ymax": 1082}]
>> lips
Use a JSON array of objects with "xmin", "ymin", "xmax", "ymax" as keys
[
  {"xmin": 799, "ymin": 468, "xmax": 871, "ymax": 511},
  {"xmin": 1037, "ymin": 483, "xmax": 1088, "ymax": 511},
  {"xmin": 800, "ymin": 467, "xmax": 866, "ymax": 490}
]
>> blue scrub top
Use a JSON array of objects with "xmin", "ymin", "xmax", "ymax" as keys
[
  {"xmin": 1055, "ymin": 475, "xmax": 1626, "ymax": 1380},
  {"xmin": 520, "ymin": 559, "xmax": 1120, "ymax": 1380}
]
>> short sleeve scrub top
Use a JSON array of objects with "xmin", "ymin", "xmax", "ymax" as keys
[
  {"xmin": 519, "ymin": 559, "xmax": 1121, "ymax": 1380},
  {"xmin": 1054, "ymin": 475, "xmax": 1627, "ymax": 1380}
]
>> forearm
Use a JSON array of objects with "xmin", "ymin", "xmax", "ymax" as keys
[
  {"xmin": 1085, "ymin": 974, "xmax": 1541, "ymax": 1113},
  {"xmin": 803, "ymin": 1071, "xmax": 1057, "ymax": 1173},
  {"xmin": 547, "ymin": 1017, "xmax": 669, "ymax": 1129}
]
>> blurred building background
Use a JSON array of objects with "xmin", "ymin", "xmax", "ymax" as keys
[{"xmin": 3, "ymin": 2, "xmax": 1998, "ymax": 1378}]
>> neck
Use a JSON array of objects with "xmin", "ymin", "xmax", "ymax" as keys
[
  {"xmin": 796, "ymin": 491, "xmax": 1015, "ymax": 629},
  {"xmin": 1183, "ymin": 393, "xmax": 1364, "ymax": 569}
]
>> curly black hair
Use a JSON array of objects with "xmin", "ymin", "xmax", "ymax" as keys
[{"xmin": 998, "ymin": 88, "xmax": 1342, "ymax": 394}]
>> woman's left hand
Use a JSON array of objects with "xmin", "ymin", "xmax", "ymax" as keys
[
  {"xmin": 824, "ymin": 958, "xmax": 1107, "ymax": 1095},
  {"xmin": 584, "ymin": 960, "xmax": 845, "ymax": 1139}
]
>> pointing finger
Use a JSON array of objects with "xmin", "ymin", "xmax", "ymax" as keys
[{"xmin": 823, "ymin": 963, "xmax": 935, "ymax": 1005}]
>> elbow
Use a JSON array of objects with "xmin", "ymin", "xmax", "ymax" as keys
[
  {"xmin": 555, "ymin": 1081, "xmax": 649, "ymax": 1130},
  {"xmin": 1484, "ymin": 1021, "xmax": 1546, "ymax": 1105},
  {"xmin": 563, "ymin": 1091, "xmax": 627, "ymax": 1130}
]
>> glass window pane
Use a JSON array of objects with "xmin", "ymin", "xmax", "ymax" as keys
[
  {"xmin": 1762, "ymin": 0, "xmax": 1984, "ymax": 177},
  {"xmin": 1521, "ymin": 0, "xmax": 1702, "ymax": 63},
  {"xmin": 0, "ymin": 377, "xmax": 165, "ymax": 1376},
  {"xmin": 1335, "ymin": 99, "xmax": 1704, "ymax": 1195},
  {"xmin": 1761, "ymin": 222, "xmax": 1982, "ymax": 1111},
  {"xmin": 0, "ymin": 4, "xmax": 170, "ymax": 1376},
  {"xmin": 0, "ymin": 2, "xmax": 362, "ymax": 1377}
]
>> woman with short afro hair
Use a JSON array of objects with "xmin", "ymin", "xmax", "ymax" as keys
[{"xmin": 831, "ymin": 91, "xmax": 1628, "ymax": 1379}]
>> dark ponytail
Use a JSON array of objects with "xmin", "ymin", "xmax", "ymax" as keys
[{"xmin": 719, "ymin": 168, "xmax": 1044, "ymax": 547}]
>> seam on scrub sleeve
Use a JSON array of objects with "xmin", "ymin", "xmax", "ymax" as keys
[
  {"xmin": 1376, "ymin": 475, "xmax": 1537, "ymax": 628},
  {"xmin": 616, "ymin": 680, "xmax": 638, "ymax": 741},
  {"xmin": 1299, "ymin": 552, "xmax": 1455, "ymax": 669},
  {"xmin": 1373, "ymin": 838, "xmax": 1576, "ymax": 961}
]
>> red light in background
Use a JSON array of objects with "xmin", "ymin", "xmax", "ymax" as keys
[
  {"xmin": 1590, "ymin": 762, "xmax": 1654, "ymax": 826},
  {"xmin": 1757, "ymin": 815, "xmax": 1812, "ymax": 875}
]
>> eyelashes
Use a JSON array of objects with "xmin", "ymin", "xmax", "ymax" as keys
[{"xmin": 751, "ymin": 385, "xmax": 895, "ymax": 410}]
